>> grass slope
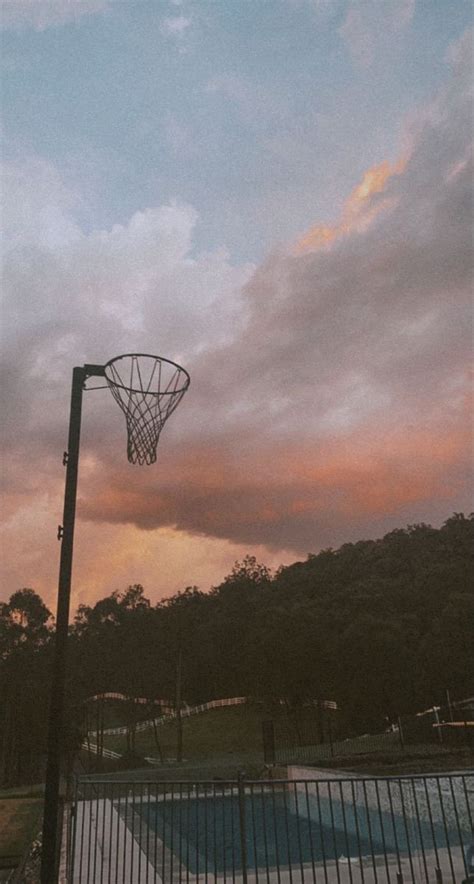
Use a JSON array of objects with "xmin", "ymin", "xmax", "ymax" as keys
[
  {"xmin": 104, "ymin": 703, "xmax": 275, "ymax": 761},
  {"xmin": 0, "ymin": 797, "xmax": 42, "ymax": 871},
  {"xmin": 99, "ymin": 703, "xmax": 474, "ymax": 775}
]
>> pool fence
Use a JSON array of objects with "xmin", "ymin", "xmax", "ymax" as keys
[{"xmin": 66, "ymin": 772, "xmax": 474, "ymax": 883}]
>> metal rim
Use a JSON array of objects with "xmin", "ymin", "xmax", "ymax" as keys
[{"xmin": 104, "ymin": 353, "xmax": 191, "ymax": 395}]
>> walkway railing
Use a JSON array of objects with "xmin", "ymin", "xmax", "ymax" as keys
[
  {"xmin": 94, "ymin": 696, "xmax": 248, "ymax": 738},
  {"xmin": 68, "ymin": 772, "xmax": 474, "ymax": 882}
]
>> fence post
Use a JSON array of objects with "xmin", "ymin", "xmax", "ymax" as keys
[
  {"xmin": 328, "ymin": 713, "xmax": 334, "ymax": 758},
  {"xmin": 237, "ymin": 773, "xmax": 248, "ymax": 884},
  {"xmin": 446, "ymin": 689, "xmax": 454, "ymax": 722},
  {"xmin": 434, "ymin": 707, "xmax": 443, "ymax": 743},
  {"xmin": 262, "ymin": 720, "xmax": 276, "ymax": 765},
  {"xmin": 397, "ymin": 716, "xmax": 405, "ymax": 750},
  {"xmin": 67, "ymin": 780, "xmax": 77, "ymax": 882}
]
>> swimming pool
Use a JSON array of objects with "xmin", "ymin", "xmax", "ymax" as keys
[
  {"xmin": 70, "ymin": 774, "xmax": 474, "ymax": 882},
  {"xmin": 140, "ymin": 791, "xmax": 386, "ymax": 873},
  {"xmin": 136, "ymin": 780, "xmax": 468, "ymax": 876}
]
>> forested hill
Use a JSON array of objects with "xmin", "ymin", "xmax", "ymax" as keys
[
  {"xmin": 69, "ymin": 514, "xmax": 473, "ymax": 730},
  {"xmin": 266, "ymin": 513, "xmax": 473, "ymax": 727},
  {"xmin": 1, "ymin": 514, "xmax": 473, "ymax": 772}
]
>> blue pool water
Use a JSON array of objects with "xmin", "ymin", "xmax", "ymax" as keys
[
  {"xmin": 139, "ymin": 792, "xmax": 387, "ymax": 873},
  {"xmin": 136, "ymin": 788, "xmax": 465, "ymax": 875}
]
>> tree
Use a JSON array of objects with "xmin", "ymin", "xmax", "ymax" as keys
[
  {"xmin": 0, "ymin": 588, "xmax": 52, "ymax": 658},
  {"xmin": 4, "ymin": 513, "xmax": 472, "ymax": 785},
  {"xmin": 0, "ymin": 590, "xmax": 52, "ymax": 786}
]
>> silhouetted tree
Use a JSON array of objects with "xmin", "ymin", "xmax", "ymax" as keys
[
  {"xmin": 0, "ymin": 590, "xmax": 52, "ymax": 785},
  {"xmin": 3, "ymin": 514, "xmax": 472, "ymax": 784}
]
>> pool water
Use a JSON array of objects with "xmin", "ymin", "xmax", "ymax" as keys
[{"xmin": 139, "ymin": 792, "xmax": 387, "ymax": 874}]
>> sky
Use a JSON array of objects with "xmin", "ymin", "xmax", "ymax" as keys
[{"xmin": 1, "ymin": 0, "xmax": 472, "ymax": 613}]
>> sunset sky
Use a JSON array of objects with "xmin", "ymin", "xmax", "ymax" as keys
[{"xmin": 1, "ymin": 0, "xmax": 472, "ymax": 613}]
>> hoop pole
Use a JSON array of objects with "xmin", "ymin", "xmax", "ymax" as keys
[{"xmin": 41, "ymin": 366, "xmax": 86, "ymax": 884}]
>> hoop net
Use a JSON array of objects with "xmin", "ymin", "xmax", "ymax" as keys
[{"xmin": 104, "ymin": 354, "xmax": 190, "ymax": 465}]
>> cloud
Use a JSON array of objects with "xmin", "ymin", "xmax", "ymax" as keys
[
  {"xmin": 159, "ymin": 11, "xmax": 193, "ymax": 54},
  {"xmin": 1, "ymin": 0, "xmax": 111, "ymax": 31},
  {"xmin": 1, "ymin": 30, "xmax": 472, "ymax": 601},
  {"xmin": 77, "ymin": 415, "xmax": 470, "ymax": 553},
  {"xmin": 160, "ymin": 14, "xmax": 191, "ymax": 36},
  {"xmin": 0, "ymin": 497, "xmax": 292, "ymax": 610},
  {"xmin": 339, "ymin": 0, "xmax": 415, "ymax": 67},
  {"xmin": 1, "ymin": 160, "xmax": 254, "ymax": 489},
  {"xmin": 295, "ymin": 157, "xmax": 406, "ymax": 252}
]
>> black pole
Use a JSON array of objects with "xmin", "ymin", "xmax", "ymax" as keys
[
  {"xmin": 328, "ymin": 712, "xmax": 334, "ymax": 758},
  {"xmin": 397, "ymin": 715, "xmax": 405, "ymax": 750},
  {"xmin": 41, "ymin": 364, "xmax": 105, "ymax": 884},
  {"xmin": 262, "ymin": 720, "xmax": 276, "ymax": 765},
  {"xmin": 237, "ymin": 772, "xmax": 248, "ymax": 884},
  {"xmin": 175, "ymin": 647, "xmax": 183, "ymax": 762},
  {"xmin": 446, "ymin": 689, "xmax": 454, "ymax": 722},
  {"xmin": 41, "ymin": 366, "xmax": 85, "ymax": 884}
]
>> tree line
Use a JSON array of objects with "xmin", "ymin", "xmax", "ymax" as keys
[{"xmin": 1, "ymin": 513, "xmax": 472, "ymax": 785}]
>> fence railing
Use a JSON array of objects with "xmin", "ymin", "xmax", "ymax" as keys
[
  {"xmin": 263, "ymin": 722, "xmax": 405, "ymax": 766},
  {"xmin": 68, "ymin": 773, "xmax": 474, "ymax": 882},
  {"xmin": 264, "ymin": 702, "xmax": 474, "ymax": 766},
  {"xmin": 95, "ymin": 697, "xmax": 248, "ymax": 738}
]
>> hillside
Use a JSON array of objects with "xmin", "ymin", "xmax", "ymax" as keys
[{"xmin": 1, "ymin": 513, "xmax": 472, "ymax": 787}]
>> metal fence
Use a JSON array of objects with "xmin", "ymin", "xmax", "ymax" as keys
[
  {"xmin": 262, "ymin": 720, "xmax": 403, "ymax": 766},
  {"xmin": 263, "ymin": 702, "xmax": 474, "ymax": 766},
  {"xmin": 67, "ymin": 773, "xmax": 474, "ymax": 882}
]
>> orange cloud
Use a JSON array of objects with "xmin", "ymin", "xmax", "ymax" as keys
[
  {"xmin": 292, "ymin": 419, "xmax": 470, "ymax": 513},
  {"xmin": 296, "ymin": 157, "xmax": 406, "ymax": 254},
  {"xmin": 75, "ymin": 405, "xmax": 471, "ymax": 560},
  {"xmin": 0, "ymin": 505, "xmax": 295, "ymax": 612},
  {"xmin": 2, "ymin": 406, "xmax": 470, "ymax": 611}
]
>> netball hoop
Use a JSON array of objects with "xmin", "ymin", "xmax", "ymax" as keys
[
  {"xmin": 41, "ymin": 352, "xmax": 190, "ymax": 884},
  {"xmin": 104, "ymin": 353, "xmax": 190, "ymax": 465}
]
